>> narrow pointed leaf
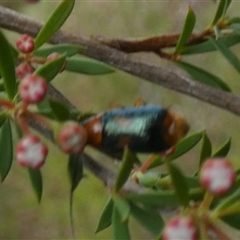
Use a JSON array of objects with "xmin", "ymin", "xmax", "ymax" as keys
[
  {"xmin": 37, "ymin": 97, "xmax": 51, "ymax": 111},
  {"xmin": 167, "ymin": 162, "xmax": 190, "ymax": 207},
  {"xmin": 33, "ymin": 44, "xmax": 85, "ymax": 57},
  {"xmin": 209, "ymin": 37, "xmax": 240, "ymax": 73},
  {"xmin": 0, "ymin": 31, "xmax": 17, "ymax": 99},
  {"xmin": 0, "ymin": 83, "xmax": 5, "ymax": 91},
  {"xmin": 112, "ymin": 205, "xmax": 131, "ymax": 240},
  {"xmin": 176, "ymin": 61, "xmax": 231, "ymax": 91},
  {"xmin": 34, "ymin": 54, "xmax": 66, "ymax": 82},
  {"xmin": 175, "ymin": 6, "xmax": 196, "ymax": 53},
  {"xmin": 95, "ymin": 198, "xmax": 114, "ymax": 233},
  {"xmin": 229, "ymin": 17, "xmax": 240, "ymax": 25},
  {"xmin": 28, "ymin": 168, "xmax": 43, "ymax": 203},
  {"xmin": 127, "ymin": 188, "xmax": 203, "ymax": 206},
  {"xmin": 0, "ymin": 118, "xmax": 13, "ymax": 181},
  {"xmin": 0, "ymin": 111, "xmax": 6, "ymax": 128},
  {"xmin": 49, "ymin": 98, "xmax": 70, "ymax": 121},
  {"xmin": 113, "ymin": 196, "xmax": 130, "ymax": 223},
  {"xmin": 68, "ymin": 154, "xmax": 83, "ymax": 192},
  {"xmin": 130, "ymin": 203, "xmax": 164, "ymax": 237},
  {"xmin": 34, "ymin": 0, "xmax": 75, "ymax": 49},
  {"xmin": 181, "ymin": 34, "xmax": 240, "ymax": 55},
  {"xmin": 66, "ymin": 57, "xmax": 114, "ymax": 75},
  {"xmin": 114, "ymin": 148, "xmax": 138, "ymax": 191},
  {"xmin": 9, "ymin": 43, "xmax": 19, "ymax": 59},
  {"xmin": 127, "ymin": 191, "xmax": 180, "ymax": 206},
  {"xmin": 215, "ymin": 187, "xmax": 240, "ymax": 214},
  {"xmin": 212, "ymin": 138, "xmax": 231, "ymax": 157},
  {"xmin": 211, "ymin": 0, "xmax": 232, "ymax": 26},
  {"xmin": 147, "ymin": 154, "xmax": 164, "ymax": 169},
  {"xmin": 199, "ymin": 132, "xmax": 212, "ymax": 166},
  {"xmin": 168, "ymin": 131, "xmax": 203, "ymax": 161}
]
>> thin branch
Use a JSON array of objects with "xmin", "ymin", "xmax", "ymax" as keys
[
  {"xmin": 0, "ymin": 6, "xmax": 240, "ymax": 117},
  {"xmin": 93, "ymin": 28, "xmax": 213, "ymax": 53}
]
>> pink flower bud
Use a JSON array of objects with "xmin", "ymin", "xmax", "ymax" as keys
[
  {"xmin": 19, "ymin": 74, "xmax": 47, "ymax": 104},
  {"xmin": 16, "ymin": 135, "xmax": 48, "ymax": 169},
  {"xmin": 57, "ymin": 121, "xmax": 88, "ymax": 154},
  {"xmin": 16, "ymin": 62, "xmax": 35, "ymax": 79},
  {"xmin": 162, "ymin": 216, "xmax": 198, "ymax": 240},
  {"xmin": 200, "ymin": 158, "xmax": 236, "ymax": 196},
  {"xmin": 16, "ymin": 34, "xmax": 34, "ymax": 53}
]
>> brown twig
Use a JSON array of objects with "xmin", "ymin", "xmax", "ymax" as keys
[
  {"xmin": 0, "ymin": 6, "xmax": 240, "ymax": 117},
  {"xmin": 94, "ymin": 28, "xmax": 213, "ymax": 53}
]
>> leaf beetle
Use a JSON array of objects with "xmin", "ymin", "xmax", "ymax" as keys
[{"xmin": 81, "ymin": 105, "xmax": 189, "ymax": 159}]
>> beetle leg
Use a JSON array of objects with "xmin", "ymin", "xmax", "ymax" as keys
[
  {"xmin": 134, "ymin": 98, "xmax": 147, "ymax": 107},
  {"xmin": 138, "ymin": 147, "xmax": 175, "ymax": 173},
  {"xmin": 108, "ymin": 102, "xmax": 124, "ymax": 109},
  {"xmin": 138, "ymin": 154, "xmax": 158, "ymax": 173}
]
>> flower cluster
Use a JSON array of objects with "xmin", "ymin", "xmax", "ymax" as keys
[
  {"xmin": 161, "ymin": 157, "xmax": 236, "ymax": 240},
  {"xmin": 0, "ymin": 34, "xmax": 86, "ymax": 169}
]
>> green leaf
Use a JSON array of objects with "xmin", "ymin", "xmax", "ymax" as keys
[
  {"xmin": 34, "ymin": 0, "xmax": 75, "ymax": 49},
  {"xmin": 114, "ymin": 148, "xmax": 138, "ymax": 192},
  {"xmin": 127, "ymin": 190, "xmax": 179, "ymax": 206},
  {"xmin": 176, "ymin": 61, "xmax": 231, "ymax": 91},
  {"xmin": 37, "ymin": 97, "xmax": 51, "ymax": 112},
  {"xmin": 112, "ymin": 204, "xmax": 131, "ymax": 240},
  {"xmin": 68, "ymin": 154, "xmax": 83, "ymax": 192},
  {"xmin": 147, "ymin": 155, "xmax": 164, "ymax": 169},
  {"xmin": 130, "ymin": 203, "xmax": 164, "ymax": 237},
  {"xmin": 229, "ymin": 17, "xmax": 240, "ymax": 25},
  {"xmin": 199, "ymin": 132, "xmax": 212, "ymax": 167},
  {"xmin": 0, "ymin": 118, "xmax": 13, "ymax": 181},
  {"xmin": 48, "ymin": 98, "xmax": 70, "ymax": 121},
  {"xmin": 0, "ymin": 31, "xmax": 17, "ymax": 100},
  {"xmin": 0, "ymin": 82, "xmax": 5, "ymax": 91},
  {"xmin": 215, "ymin": 187, "xmax": 240, "ymax": 215},
  {"xmin": 95, "ymin": 198, "xmax": 114, "ymax": 233},
  {"xmin": 209, "ymin": 37, "xmax": 240, "ymax": 73},
  {"xmin": 28, "ymin": 168, "xmax": 43, "ymax": 203},
  {"xmin": 9, "ymin": 43, "xmax": 19, "ymax": 59},
  {"xmin": 180, "ymin": 34, "xmax": 240, "ymax": 55},
  {"xmin": 33, "ymin": 44, "xmax": 85, "ymax": 57},
  {"xmin": 210, "ymin": 0, "xmax": 232, "ymax": 26},
  {"xmin": 167, "ymin": 162, "xmax": 190, "ymax": 207},
  {"xmin": 66, "ymin": 56, "xmax": 115, "ymax": 75},
  {"xmin": 0, "ymin": 111, "xmax": 6, "ymax": 128},
  {"xmin": 168, "ymin": 131, "xmax": 203, "ymax": 161},
  {"xmin": 212, "ymin": 138, "xmax": 231, "ymax": 157},
  {"xmin": 34, "ymin": 54, "xmax": 66, "ymax": 82},
  {"xmin": 185, "ymin": 176, "xmax": 201, "ymax": 188},
  {"xmin": 175, "ymin": 6, "xmax": 196, "ymax": 53},
  {"xmin": 113, "ymin": 196, "xmax": 130, "ymax": 223},
  {"xmin": 221, "ymin": 213, "xmax": 240, "ymax": 230},
  {"xmin": 127, "ymin": 189, "xmax": 203, "ymax": 206}
]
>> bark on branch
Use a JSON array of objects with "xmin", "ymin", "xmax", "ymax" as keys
[{"xmin": 0, "ymin": 6, "xmax": 240, "ymax": 117}]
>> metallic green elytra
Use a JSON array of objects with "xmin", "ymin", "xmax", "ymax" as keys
[
  {"xmin": 102, "ymin": 106, "xmax": 168, "ymax": 153},
  {"xmin": 83, "ymin": 105, "xmax": 189, "ymax": 159}
]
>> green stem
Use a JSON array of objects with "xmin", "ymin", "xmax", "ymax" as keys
[{"xmin": 199, "ymin": 191, "xmax": 214, "ymax": 212}]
